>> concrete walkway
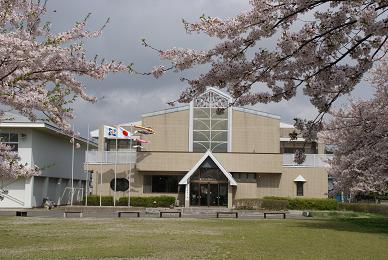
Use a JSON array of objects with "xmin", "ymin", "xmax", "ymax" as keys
[{"xmin": 0, "ymin": 206, "xmax": 306, "ymax": 219}]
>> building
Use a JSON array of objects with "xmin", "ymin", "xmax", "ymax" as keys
[
  {"xmin": 85, "ymin": 87, "xmax": 331, "ymax": 208},
  {"xmin": 0, "ymin": 113, "xmax": 93, "ymax": 208}
]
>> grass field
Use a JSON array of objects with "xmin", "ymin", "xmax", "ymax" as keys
[{"xmin": 0, "ymin": 213, "xmax": 388, "ymax": 259}]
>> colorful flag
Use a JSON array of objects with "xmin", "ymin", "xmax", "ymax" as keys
[{"xmin": 103, "ymin": 125, "xmax": 118, "ymax": 139}]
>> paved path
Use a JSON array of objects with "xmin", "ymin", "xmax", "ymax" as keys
[{"xmin": 0, "ymin": 207, "xmax": 306, "ymax": 219}]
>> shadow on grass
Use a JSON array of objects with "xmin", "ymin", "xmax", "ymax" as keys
[{"xmin": 296, "ymin": 216, "xmax": 388, "ymax": 235}]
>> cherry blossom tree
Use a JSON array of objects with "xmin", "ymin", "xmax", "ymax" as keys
[
  {"xmin": 142, "ymin": 0, "xmax": 388, "ymax": 141},
  {"xmin": 0, "ymin": 0, "xmax": 128, "ymax": 178},
  {"xmin": 323, "ymin": 60, "xmax": 388, "ymax": 197}
]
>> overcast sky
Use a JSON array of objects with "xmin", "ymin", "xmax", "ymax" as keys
[{"xmin": 43, "ymin": 0, "xmax": 374, "ymax": 137}]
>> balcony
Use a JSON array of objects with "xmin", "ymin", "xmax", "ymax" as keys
[
  {"xmin": 85, "ymin": 151, "xmax": 136, "ymax": 164},
  {"xmin": 283, "ymin": 154, "xmax": 333, "ymax": 167}
]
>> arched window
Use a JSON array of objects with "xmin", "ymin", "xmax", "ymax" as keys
[{"xmin": 191, "ymin": 89, "xmax": 231, "ymax": 153}]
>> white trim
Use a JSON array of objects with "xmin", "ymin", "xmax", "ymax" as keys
[
  {"xmin": 280, "ymin": 122, "xmax": 295, "ymax": 128},
  {"xmin": 0, "ymin": 122, "xmax": 93, "ymax": 145},
  {"xmin": 294, "ymin": 175, "xmax": 306, "ymax": 182},
  {"xmin": 232, "ymin": 107, "xmax": 280, "ymax": 120},
  {"xmin": 179, "ymin": 150, "xmax": 237, "ymax": 186},
  {"xmin": 142, "ymin": 105, "xmax": 189, "ymax": 118},
  {"xmin": 189, "ymin": 101, "xmax": 194, "ymax": 152},
  {"xmin": 280, "ymin": 137, "xmax": 306, "ymax": 142},
  {"xmin": 227, "ymin": 106, "xmax": 232, "ymax": 152},
  {"xmin": 203, "ymin": 87, "xmax": 232, "ymax": 102}
]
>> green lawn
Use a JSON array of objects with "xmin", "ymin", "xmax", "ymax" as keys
[{"xmin": 0, "ymin": 214, "xmax": 388, "ymax": 259}]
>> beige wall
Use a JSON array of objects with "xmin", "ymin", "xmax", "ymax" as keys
[
  {"xmin": 280, "ymin": 127, "xmax": 295, "ymax": 138},
  {"xmin": 232, "ymin": 110, "xmax": 280, "ymax": 153},
  {"xmin": 234, "ymin": 167, "xmax": 328, "ymax": 200},
  {"xmin": 136, "ymin": 152, "xmax": 282, "ymax": 173},
  {"xmin": 142, "ymin": 109, "xmax": 189, "ymax": 152}
]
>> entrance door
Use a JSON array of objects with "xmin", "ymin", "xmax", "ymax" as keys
[
  {"xmin": 190, "ymin": 183, "xmax": 228, "ymax": 207},
  {"xmin": 218, "ymin": 183, "xmax": 228, "ymax": 206},
  {"xmin": 209, "ymin": 184, "xmax": 219, "ymax": 206},
  {"xmin": 199, "ymin": 184, "xmax": 209, "ymax": 206}
]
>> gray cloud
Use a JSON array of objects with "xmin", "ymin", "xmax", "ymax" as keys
[{"xmin": 43, "ymin": 0, "xmax": 374, "ymax": 136}]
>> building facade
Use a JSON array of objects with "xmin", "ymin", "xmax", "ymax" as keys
[
  {"xmin": 86, "ymin": 88, "xmax": 331, "ymax": 208},
  {"xmin": 0, "ymin": 113, "xmax": 92, "ymax": 208}
]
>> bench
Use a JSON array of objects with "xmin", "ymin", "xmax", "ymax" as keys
[
  {"xmin": 16, "ymin": 211, "xmax": 27, "ymax": 217},
  {"xmin": 159, "ymin": 211, "xmax": 181, "ymax": 218},
  {"xmin": 63, "ymin": 211, "xmax": 83, "ymax": 218},
  {"xmin": 216, "ymin": 212, "xmax": 238, "ymax": 218},
  {"xmin": 117, "ymin": 211, "xmax": 140, "ymax": 218},
  {"xmin": 264, "ymin": 212, "xmax": 286, "ymax": 219}
]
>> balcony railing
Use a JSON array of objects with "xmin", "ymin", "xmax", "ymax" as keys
[
  {"xmin": 85, "ymin": 151, "xmax": 136, "ymax": 164},
  {"xmin": 283, "ymin": 154, "xmax": 333, "ymax": 167}
]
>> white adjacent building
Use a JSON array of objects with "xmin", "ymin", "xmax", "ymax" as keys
[{"xmin": 0, "ymin": 113, "xmax": 93, "ymax": 208}]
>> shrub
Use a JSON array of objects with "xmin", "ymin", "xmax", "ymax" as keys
[
  {"xmin": 83, "ymin": 195, "xmax": 175, "ymax": 207},
  {"xmin": 263, "ymin": 197, "xmax": 338, "ymax": 210},
  {"xmin": 84, "ymin": 195, "xmax": 114, "ymax": 206},
  {"xmin": 338, "ymin": 203, "xmax": 388, "ymax": 216},
  {"xmin": 235, "ymin": 199, "xmax": 262, "ymax": 210},
  {"xmin": 261, "ymin": 199, "xmax": 288, "ymax": 210}
]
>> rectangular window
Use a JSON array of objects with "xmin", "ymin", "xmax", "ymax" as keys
[
  {"xmin": 232, "ymin": 173, "xmax": 256, "ymax": 182},
  {"xmin": 0, "ymin": 132, "xmax": 18, "ymax": 152},
  {"xmin": 143, "ymin": 175, "xmax": 179, "ymax": 193},
  {"xmin": 296, "ymin": 182, "xmax": 304, "ymax": 196}
]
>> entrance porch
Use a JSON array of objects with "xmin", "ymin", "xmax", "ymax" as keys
[{"xmin": 179, "ymin": 151, "xmax": 237, "ymax": 208}]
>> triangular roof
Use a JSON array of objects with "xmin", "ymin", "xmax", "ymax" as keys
[
  {"xmin": 294, "ymin": 175, "xmax": 306, "ymax": 182},
  {"xmin": 179, "ymin": 150, "xmax": 237, "ymax": 186}
]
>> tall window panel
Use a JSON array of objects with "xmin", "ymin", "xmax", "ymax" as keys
[{"xmin": 192, "ymin": 91, "xmax": 229, "ymax": 153}]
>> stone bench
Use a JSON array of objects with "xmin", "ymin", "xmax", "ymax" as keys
[
  {"xmin": 264, "ymin": 212, "xmax": 286, "ymax": 219},
  {"xmin": 117, "ymin": 211, "xmax": 140, "ymax": 218},
  {"xmin": 159, "ymin": 211, "xmax": 181, "ymax": 218},
  {"xmin": 216, "ymin": 211, "xmax": 238, "ymax": 218},
  {"xmin": 63, "ymin": 211, "xmax": 83, "ymax": 218},
  {"xmin": 16, "ymin": 211, "xmax": 27, "ymax": 217}
]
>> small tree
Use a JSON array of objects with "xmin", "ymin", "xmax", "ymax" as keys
[
  {"xmin": 324, "ymin": 59, "xmax": 388, "ymax": 197},
  {"xmin": 0, "ymin": 0, "xmax": 128, "ymax": 178}
]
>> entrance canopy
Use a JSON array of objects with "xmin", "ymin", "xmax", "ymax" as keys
[{"xmin": 179, "ymin": 151, "xmax": 237, "ymax": 186}]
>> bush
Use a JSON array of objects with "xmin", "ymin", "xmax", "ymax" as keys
[
  {"xmin": 85, "ymin": 195, "xmax": 114, "ymax": 206},
  {"xmin": 83, "ymin": 195, "xmax": 175, "ymax": 207},
  {"xmin": 235, "ymin": 199, "xmax": 262, "ymax": 210},
  {"xmin": 118, "ymin": 196, "xmax": 175, "ymax": 207},
  {"xmin": 338, "ymin": 203, "xmax": 388, "ymax": 216},
  {"xmin": 263, "ymin": 197, "xmax": 338, "ymax": 210},
  {"xmin": 261, "ymin": 199, "xmax": 288, "ymax": 210}
]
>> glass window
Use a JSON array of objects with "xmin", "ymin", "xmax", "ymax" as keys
[
  {"xmin": 110, "ymin": 178, "xmax": 129, "ymax": 191},
  {"xmin": 296, "ymin": 182, "xmax": 304, "ymax": 196},
  {"xmin": 143, "ymin": 175, "xmax": 179, "ymax": 193},
  {"xmin": 192, "ymin": 91, "xmax": 229, "ymax": 153},
  {"xmin": 0, "ymin": 132, "xmax": 18, "ymax": 152}
]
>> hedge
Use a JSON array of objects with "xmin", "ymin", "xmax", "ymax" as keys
[
  {"xmin": 338, "ymin": 203, "xmax": 388, "ymax": 216},
  {"xmin": 83, "ymin": 195, "xmax": 175, "ymax": 207},
  {"xmin": 264, "ymin": 197, "xmax": 338, "ymax": 210},
  {"xmin": 261, "ymin": 199, "xmax": 288, "ymax": 210}
]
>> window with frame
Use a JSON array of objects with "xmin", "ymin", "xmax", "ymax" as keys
[
  {"xmin": 0, "ymin": 132, "xmax": 18, "ymax": 152},
  {"xmin": 296, "ymin": 182, "xmax": 304, "ymax": 196},
  {"xmin": 232, "ymin": 173, "xmax": 256, "ymax": 182},
  {"xmin": 192, "ymin": 91, "xmax": 229, "ymax": 153},
  {"xmin": 143, "ymin": 175, "xmax": 179, "ymax": 193}
]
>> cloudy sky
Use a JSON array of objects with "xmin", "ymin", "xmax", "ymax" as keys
[{"xmin": 44, "ymin": 0, "xmax": 373, "ymax": 136}]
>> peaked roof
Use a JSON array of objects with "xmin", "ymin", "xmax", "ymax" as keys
[
  {"xmin": 179, "ymin": 150, "xmax": 237, "ymax": 186},
  {"xmin": 294, "ymin": 175, "xmax": 306, "ymax": 182}
]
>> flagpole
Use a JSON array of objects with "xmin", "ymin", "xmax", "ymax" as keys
[
  {"xmin": 71, "ymin": 125, "xmax": 75, "ymax": 206},
  {"xmin": 114, "ymin": 125, "xmax": 118, "ymax": 207},
  {"xmin": 128, "ymin": 125, "xmax": 132, "ymax": 208},
  {"xmin": 85, "ymin": 124, "xmax": 90, "ymax": 206}
]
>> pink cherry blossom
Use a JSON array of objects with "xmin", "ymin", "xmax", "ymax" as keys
[{"xmin": 0, "ymin": 0, "xmax": 128, "ymax": 178}]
